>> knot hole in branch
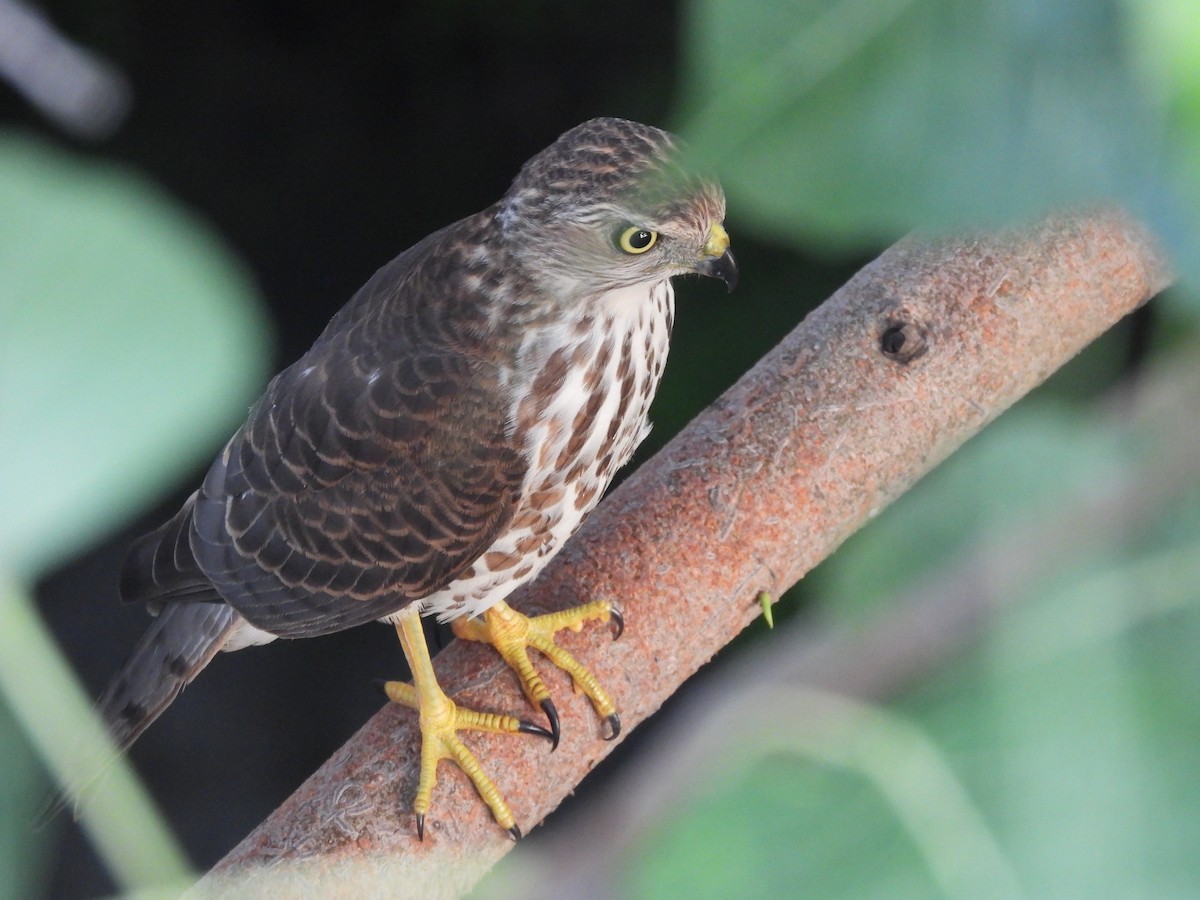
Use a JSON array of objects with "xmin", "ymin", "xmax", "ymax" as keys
[{"xmin": 880, "ymin": 319, "xmax": 929, "ymax": 364}]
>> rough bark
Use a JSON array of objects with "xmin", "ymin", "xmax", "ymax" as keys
[{"xmin": 202, "ymin": 209, "xmax": 1170, "ymax": 897}]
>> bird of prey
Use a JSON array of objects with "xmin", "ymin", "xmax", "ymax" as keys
[{"xmin": 90, "ymin": 117, "xmax": 736, "ymax": 838}]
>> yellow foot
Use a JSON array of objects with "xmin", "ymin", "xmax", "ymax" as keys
[
  {"xmin": 382, "ymin": 606, "xmax": 554, "ymax": 840},
  {"xmin": 451, "ymin": 599, "xmax": 623, "ymax": 750}
]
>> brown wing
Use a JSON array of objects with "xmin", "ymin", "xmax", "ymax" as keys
[{"xmin": 123, "ymin": 218, "xmax": 528, "ymax": 638}]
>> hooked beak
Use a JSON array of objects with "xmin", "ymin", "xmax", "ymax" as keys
[{"xmin": 695, "ymin": 222, "xmax": 738, "ymax": 292}]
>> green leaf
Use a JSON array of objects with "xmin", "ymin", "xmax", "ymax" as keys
[
  {"xmin": 0, "ymin": 132, "xmax": 272, "ymax": 579},
  {"xmin": 677, "ymin": 0, "xmax": 1195, "ymax": 279},
  {"xmin": 0, "ymin": 577, "xmax": 194, "ymax": 895},
  {"xmin": 1125, "ymin": 0, "xmax": 1200, "ymax": 304},
  {"xmin": 0, "ymin": 697, "xmax": 49, "ymax": 900}
]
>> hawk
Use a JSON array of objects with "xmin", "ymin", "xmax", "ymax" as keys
[{"xmin": 91, "ymin": 117, "xmax": 736, "ymax": 838}]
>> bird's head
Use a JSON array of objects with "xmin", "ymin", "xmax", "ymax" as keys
[{"xmin": 497, "ymin": 118, "xmax": 737, "ymax": 303}]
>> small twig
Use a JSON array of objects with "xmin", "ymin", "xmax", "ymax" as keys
[
  {"xmin": 203, "ymin": 210, "xmax": 1170, "ymax": 897},
  {"xmin": 0, "ymin": 0, "xmax": 131, "ymax": 139}
]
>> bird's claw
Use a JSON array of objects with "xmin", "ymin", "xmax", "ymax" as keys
[
  {"xmin": 539, "ymin": 698, "xmax": 561, "ymax": 751},
  {"xmin": 608, "ymin": 606, "xmax": 625, "ymax": 640},
  {"xmin": 519, "ymin": 713, "xmax": 556, "ymax": 746},
  {"xmin": 604, "ymin": 712, "xmax": 621, "ymax": 741}
]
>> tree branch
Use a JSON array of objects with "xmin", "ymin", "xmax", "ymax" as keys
[{"xmin": 203, "ymin": 210, "xmax": 1169, "ymax": 896}]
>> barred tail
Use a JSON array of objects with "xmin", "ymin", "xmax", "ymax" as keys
[
  {"xmin": 97, "ymin": 601, "xmax": 239, "ymax": 751},
  {"xmin": 36, "ymin": 601, "xmax": 240, "ymax": 827}
]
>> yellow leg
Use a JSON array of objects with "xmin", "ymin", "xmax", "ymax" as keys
[
  {"xmin": 452, "ymin": 599, "xmax": 622, "ymax": 749},
  {"xmin": 383, "ymin": 605, "xmax": 552, "ymax": 840}
]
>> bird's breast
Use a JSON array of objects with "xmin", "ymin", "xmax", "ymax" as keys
[
  {"xmin": 515, "ymin": 278, "xmax": 675, "ymax": 489},
  {"xmin": 417, "ymin": 279, "xmax": 675, "ymax": 620}
]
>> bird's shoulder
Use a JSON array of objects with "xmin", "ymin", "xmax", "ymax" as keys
[
  {"xmin": 234, "ymin": 207, "xmax": 523, "ymax": 495},
  {"xmin": 181, "ymin": 209, "xmax": 532, "ymax": 633}
]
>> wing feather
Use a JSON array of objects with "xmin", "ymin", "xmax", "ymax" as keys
[{"xmin": 124, "ymin": 213, "xmax": 528, "ymax": 638}]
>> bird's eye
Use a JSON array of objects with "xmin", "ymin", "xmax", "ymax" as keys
[{"xmin": 614, "ymin": 225, "xmax": 658, "ymax": 255}]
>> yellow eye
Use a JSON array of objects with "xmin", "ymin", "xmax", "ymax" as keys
[{"xmin": 614, "ymin": 225, "xmax": 658, "ymax": 254}]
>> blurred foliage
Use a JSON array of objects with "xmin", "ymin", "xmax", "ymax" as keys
[
  {"xmin": 629, "ymin": 587, "xmax": 1200, "ymax": 898},
  {"xmin": 0, "ymin": 134, "xmax": 271, "ymax": 580},
  {"xmin": 581, "ymin": 1, "xmax": 1200, "ymax": 896},
  {"xmin": 677, "ymin": 0, "xmax": 1200, "ymax": 291},
  {"xmin": 0, "ymin": 135, "xmax": 270, "ymax": 895},
  {"xmin": 0, "ymin": 700, "xmax": 47, "ymax": 900},
  {"xmin": 814, "ymin": 403, "xmax": 1128, "ymax": 622}
]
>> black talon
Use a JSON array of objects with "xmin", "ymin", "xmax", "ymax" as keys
[
  {"xmin": 416, "ymin": 813, "xmax": 426, "ymax": 842},
  {"xmin": 372, "ymin": 678, "xmax": 390, "ymax": 699},
  {"xmin": 508, "ymin": 824, "xmax": 523, "ymax": 841},
  {"xmin": 604, "ymin": 712, "xmax": 622, "ymax": 741},
  {"xmin": 540, "ymin": 698, "xmax": 561, "ymax": 751},
  {"xmin": 609, "ymin": 606, "xmax": 625, "ymax": 640},
  {"xmin": 518, "ymin": 720, "xmax": 555, "ymax": 743}
]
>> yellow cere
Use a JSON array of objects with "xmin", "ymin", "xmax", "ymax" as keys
[{"xmin": 702, "ymin": 222, "xmax": 730, "ymax": 259}]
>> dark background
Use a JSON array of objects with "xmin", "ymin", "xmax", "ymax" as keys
[{"xmin": 11, "ymin": 4, "xmax": 864, "ymax": 896}]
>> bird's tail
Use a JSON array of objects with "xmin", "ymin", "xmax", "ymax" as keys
[
  {"xmin": 96, "ymin": 600, "xmax": 240, "ymax": 751},
  {"xmin": 39, "ymin": 601, "xmax": 240, "ymax": 824}
]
